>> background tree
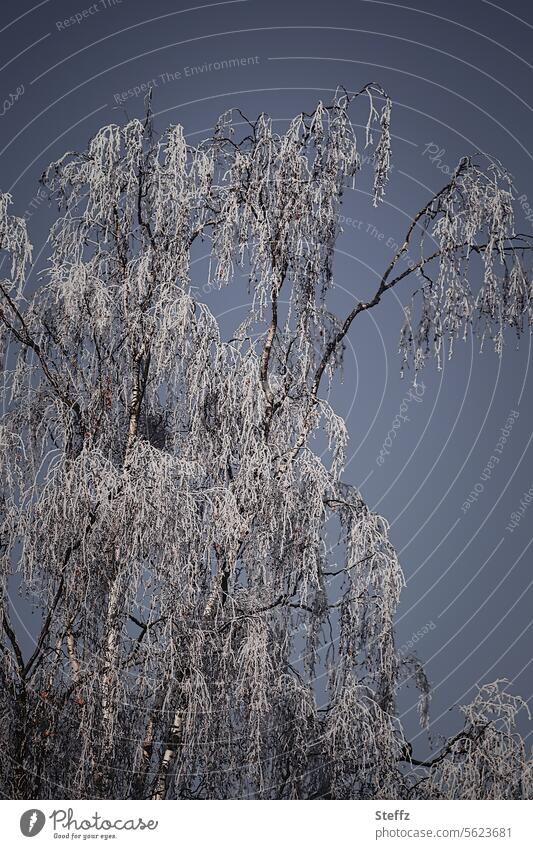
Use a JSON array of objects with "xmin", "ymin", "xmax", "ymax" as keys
[{"xmin": 0, "ymin": 85, "xmax": 532, "ymax": 800}]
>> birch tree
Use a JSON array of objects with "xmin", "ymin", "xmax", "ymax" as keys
[{"xmin": 1, "ymin": 85, "xmax": 532, "ymax": 800}]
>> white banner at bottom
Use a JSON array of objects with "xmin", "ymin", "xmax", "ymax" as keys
[{"xmin": 1, "ymin": 799, "xmax": 531, "ymax": 847}]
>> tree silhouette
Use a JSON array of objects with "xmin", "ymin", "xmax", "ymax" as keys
[{"xmin": 0, "ymin": 85, "xmax": 532, "ymax": 799}]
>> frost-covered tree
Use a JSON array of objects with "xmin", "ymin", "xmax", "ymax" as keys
[{"xmin": 1, "ymin": 85, "xmax": 532, "ymax": 800}]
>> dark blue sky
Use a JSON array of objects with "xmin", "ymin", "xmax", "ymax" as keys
[{"xmin": 1, "ymin": 0, "xmax": 533, "ymax": 758}]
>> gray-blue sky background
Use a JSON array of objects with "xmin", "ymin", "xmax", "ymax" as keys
[{"xmin": 2, "ymin": 0, "xmax": 533, "ymax": 760}]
